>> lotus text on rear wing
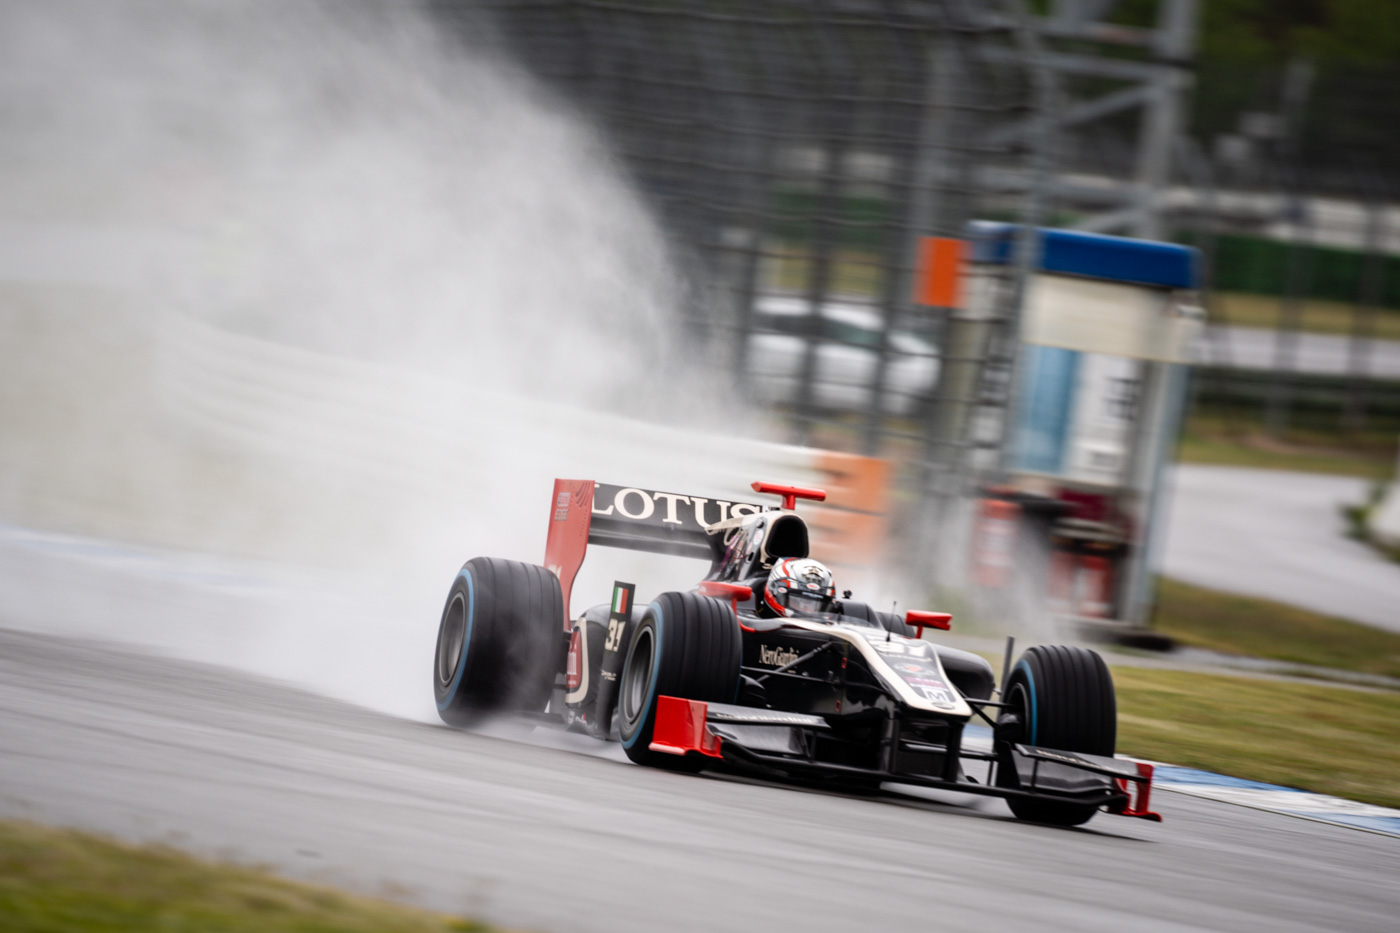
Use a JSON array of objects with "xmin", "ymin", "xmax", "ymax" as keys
[{"xmin": 587, "ymin": 485, "xmax": 766, "ymax": 529}]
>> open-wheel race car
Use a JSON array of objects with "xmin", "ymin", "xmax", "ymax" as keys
[{"xmin": 432, "ymin": 479, "xmax": 1160, "ymax": 827}]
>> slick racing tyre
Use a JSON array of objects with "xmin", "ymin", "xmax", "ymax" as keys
[
  {"xmin": 995, "ymin": 645, "xmax": 1116, "ymax": 827},
  {"xmin": 617, "ymin": 592, "xmax": 741, "ymax": 771},
  {"xmin": 433, "ymin": 557, "xmax": 563, "ymax": 727}
]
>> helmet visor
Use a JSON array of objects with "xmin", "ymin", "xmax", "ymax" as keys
[{"xmin": 786, "ymin": 591, "xmax": 828, "ymax": 614}]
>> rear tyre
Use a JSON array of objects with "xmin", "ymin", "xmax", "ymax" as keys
[
  {"xmin": 617, "ymin": 592, "xmax": 741, "ymax": 771},
  {"xmin": 433, "ymin": 557, "xmax": 564, "ymax": 727},
  {"xmin": 995, "ymin": 645, "xmax": 1116, "ymax": 826}
]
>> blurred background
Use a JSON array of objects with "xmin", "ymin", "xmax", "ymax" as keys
[
  {"xmin": 2, "ymin": 0, "xmax": 1399, "ymax": 712},
  {"xmin": 3, "ymin": 3, "xmax": 1400, "ymax": 928},
  {"xmin": 441, "ymin": 0, "xmax": 1400, "ymax": 639}
]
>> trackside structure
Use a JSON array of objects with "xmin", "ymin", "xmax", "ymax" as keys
[{"xmin": 964, "ymin": 223, "xmax": 1202, "ymax": 629}]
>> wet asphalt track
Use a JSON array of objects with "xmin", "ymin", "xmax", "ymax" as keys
[
  {"xmin": 1163, "ymin": 466, "xmax": 1400, "ymax": 633},
  {"xmin": 2, "ymin": 628, "xmax": 1396, "ymax": 933}
]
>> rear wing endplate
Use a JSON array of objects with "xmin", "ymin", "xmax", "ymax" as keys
[{"xmin": 544, "ymin": 479, "xmax": 765, "ymax": 629}]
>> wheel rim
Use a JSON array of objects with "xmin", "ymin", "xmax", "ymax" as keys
[
  {"xmin": 437, "ymin": 593, "xmax": 467, "ymax": 687},
  {"xmin": 997, "ymin": 681, "xmax": 1030, "ymax": 746},
  {"xmin": 620, "ymin": 625, "xmax": 655, "ymax": 729}
]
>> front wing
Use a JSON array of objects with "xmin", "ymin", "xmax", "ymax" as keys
[{"xmin": 649, "ymin": 696, "xmax": 1161, "ymax": 821}]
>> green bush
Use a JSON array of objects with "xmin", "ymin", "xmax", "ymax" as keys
[{"xmin": 1209, "ymin": 234, "xmax": 1400, "ymax": 309}]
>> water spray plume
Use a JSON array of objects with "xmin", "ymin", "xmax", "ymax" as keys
[{"xmin": 0, "ymin": 0, "xmax": 742, "ymax": 720}]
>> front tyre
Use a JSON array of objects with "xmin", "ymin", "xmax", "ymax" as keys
[
  {"xmin": 995, "ymin": 645, "xmax": 1116, "ymax": 827},
  {"xmin": 617, "ymin": 592, "xmax": 741, "ymax": 770},
  {"xmin": 434, "ymin": 557, "xmax": 563, "ymax": 726}
]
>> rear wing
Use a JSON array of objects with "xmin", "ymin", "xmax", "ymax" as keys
[{"xmin": 544, "ymin": 479, "xmax": 767, "ymax": 629}]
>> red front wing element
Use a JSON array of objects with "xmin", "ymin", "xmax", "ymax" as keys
[
  {"xmin": 1114, "ymin": 761, "xmax": 1163, "ymax": 821},
  {"xmin": 648, "ymin": 696, "xmax": 723, "ymax": 758}
]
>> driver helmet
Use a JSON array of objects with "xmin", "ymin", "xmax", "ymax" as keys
[{"xmin": 764, "ymin": 557, "xmax": 836, "ymax": 617}]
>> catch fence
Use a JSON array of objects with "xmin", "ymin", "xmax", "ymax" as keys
[
  {"xmin": 432, "ymin": 1, "xmax": 1400, "ymax": 600},
  {"xmin": 434, "ymin": 0, "xmax": 1057, "ymax": 574}
]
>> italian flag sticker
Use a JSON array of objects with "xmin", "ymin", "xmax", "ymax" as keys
[{"xmin": 612, "ymin": 585, "xmax": 631, "ymax": 617}]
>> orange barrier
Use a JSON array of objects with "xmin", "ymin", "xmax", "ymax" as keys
[
  {"xmin": 914, "ymin": 236, "xmax": 964, "ymax": 309},
  {"xmin": 806, "ymin": 451, "xmax": 891, "ymax": 575}
]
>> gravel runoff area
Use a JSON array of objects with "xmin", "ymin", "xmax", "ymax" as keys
[{"xmin": 1162, "ymin": 465, "xmax": 1400, "ymax": 634}]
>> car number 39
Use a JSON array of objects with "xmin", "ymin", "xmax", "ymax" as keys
[{"xmin": 605, "ymin": 618, "xmax": 625, "ymax": 653}]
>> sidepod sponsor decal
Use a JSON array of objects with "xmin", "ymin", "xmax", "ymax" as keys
[
  {"xmin": 877, "ymin": 645, "xmax": 957, "ymax": 709},
  {"xmin": 759, "ymin": 644, "xmax": 801, "ymax": 667}
]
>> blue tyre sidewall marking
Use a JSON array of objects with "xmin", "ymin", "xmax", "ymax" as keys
[
  {"xmin": 729, "ymin": 606, "xmax": 741, "ymax": 703},
  {"xmin": 621, "ymin": 601, "xmax": 664, "ymax": 750},
  {"xmin": 1015, "ymin": 659, "xmax": 1038, "ymax": 745},
  {"xmin": 436, "ymin": 567, "xmax": 476, "ymax": 711}
]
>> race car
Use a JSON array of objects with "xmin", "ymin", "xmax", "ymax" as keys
[{"xmin": 432, "ymin": 478, "xmax": 1160, "ymax": 827}]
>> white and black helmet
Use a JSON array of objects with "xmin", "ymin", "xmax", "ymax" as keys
[{"xmin": 764, "ymin": 557, "xmax": 836, "ymax": 617}]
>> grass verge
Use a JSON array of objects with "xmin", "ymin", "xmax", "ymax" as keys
[
  {"xmin": 1114, "ymin": 666, "xmax": 1400, "ymax": 809},
  {"xmin": 1176, "ymin": 411, "xmax": 1397, "ymax": 479},
  {"xmin": 0, "ymin": 820, "xmax": 492, "ymax": 933},
  {"xmin": 1151, "ymin": 576, "xmax": 1400, "ymax": 681}
]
